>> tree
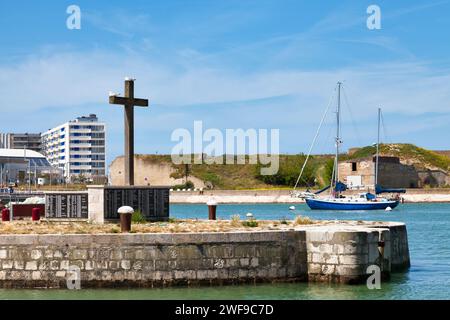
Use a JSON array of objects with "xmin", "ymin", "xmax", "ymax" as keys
[{"xmin": 256, "ymin": 155, "xmax": 316, "ymax": 187}]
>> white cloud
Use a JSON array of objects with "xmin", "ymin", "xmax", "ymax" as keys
[{"xmin": 1, "ymin": 50, "xmax": 449, "ymax": 118}]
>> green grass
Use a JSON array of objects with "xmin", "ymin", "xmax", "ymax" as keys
[
  {"xmin": 346, "ymin": 143, "xmax": 450, "ymax": 171},
  {"xmin": 131, "ymin": 210, "xmax": 146, "ymax": 224},
  {"xmin": 131, "ymin": 144, "xmax": 448, "ymax": 190},
  {"xmin": 242, "ymin": 220, "xmax": 258, "ymax": 228}
]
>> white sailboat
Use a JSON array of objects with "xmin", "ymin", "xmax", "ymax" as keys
[{"xmin": 292, "ymin": 82, "xmax": 404, "ymax": 210}]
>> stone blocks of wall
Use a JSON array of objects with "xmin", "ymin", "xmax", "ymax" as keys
[
  {"xmin": 0, "ymin": 223, "xmax": 409, "ymax": 288},
  {"xmin": 384, "ymin": 224, "xmax": 410, "ymax": 271},
  {"xmin": 306, "ymin": 227, "xmax": 391, "ymax": 284},
  {"xmin": 0, "ymin": 231, "xmax": 307, "ymax": 288}
]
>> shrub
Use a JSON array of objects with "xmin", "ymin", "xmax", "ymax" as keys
[
  {"xmin": 242, "ymin": 220, "xmax": 258, "ymax": 228},
  {"xmin": 230, "ymin": 214, "xmax": 241, "ymax": 227},
  {"xmin": 172, "ymin": 180, "xmax": 195, "ymax": 190},
  {"xmin": 323, "ymin": 158, "xmax": 334, "ymax": 185},
  {"xmin": 293, "ymin": 215, "xmax": 314, "ymax": 225},
  {"xmin": 256, "ymin": 154, "xmax": 316, "ymax": 187},
  {"xmin": 202, "ymin": 172, "xmax": 221, "ymax": 188},
  {"xmin": 110, "ymin": 227, "xmax": 120, "ymax": 233},
  {"xmin": 131, "ymin": 210, "xmax": 146, "ymax": 224}
]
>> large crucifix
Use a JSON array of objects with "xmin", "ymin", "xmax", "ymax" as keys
[{"xmin": 109, "ymin": 78, "xmax": 149, "ymax": 185}]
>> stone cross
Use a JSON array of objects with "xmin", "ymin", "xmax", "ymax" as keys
[{"xmin": 109, "ymin": 78, "xmax": 149, "ymax": 185}]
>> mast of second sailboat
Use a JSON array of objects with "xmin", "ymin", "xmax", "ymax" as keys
[
  {"xmin": 375, "ymin": 107, "xmax": 381, "ymax": 188},
  {"xmin": 334, "ymin": 82, "xmax": 342, "ymax": 195}
]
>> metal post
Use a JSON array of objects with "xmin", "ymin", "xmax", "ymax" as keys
[
  {"xmin": 34, "ymin": 163, "xmax": 37, "ymax": 190},
  {"xmin": 9, "ymin": 194, "xmax": 12, "ymax": 221},
  {"xmin": 28, "ymin": 160, "xmax": 31, "ymax": 193},
  {"xmin": 207, "ymin": 199, "xmax": 217, "ymax": 220},
  {"xmin": 335, "ymin": 82, "xmax": 342, "ymax": 193},
  {"xmin": 375, "ymin": 107, "xmax": 381, "ymax": 187}
]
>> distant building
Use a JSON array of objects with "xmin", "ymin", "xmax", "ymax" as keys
[
  {"xmin": 109, "ymin": 155, "xmax": 206, "ymax": 188},
  {"xmin": 339, "ymin": 156, "xmax": 418, "ymax": 189},
  {"xmin": 41, "ymin": 114, "xmax": 106, "ymax": 182},
  {"xmin": 0, "ymin": 133, "xmax": 42, "ymax": 153},
  {"xmin": 0, "ymin": 148, "xmax": 61, "ymax": 186},
  {"xmin": 339, "ymin": 156, "xmax": 449, "ymax": 189}
]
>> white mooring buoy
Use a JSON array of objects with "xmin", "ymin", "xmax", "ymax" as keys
[
  {"xmin": 289, "ymin": 206, "xmax": 296, "ymax": 211},
  {"xmin": 385, "ymin": 206, "xmax": 392, "ymax": 211}
]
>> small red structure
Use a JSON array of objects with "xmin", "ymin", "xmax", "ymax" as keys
[
  {"xmin": 1, "ymin": 208, "xmax": 10, "ymax": 221},
  {"xmin": 207, "ymin": 199, "xmax": 217, "ymax": 220},
  {"xmin": 11, "ymin": 204, "xmax": 45, "ymax": 219},
  {"xmin": 31, "ymin": 207, "xmax": 41, "ymax": 221}
]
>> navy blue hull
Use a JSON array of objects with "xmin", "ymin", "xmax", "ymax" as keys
[{"xmin": 305, "ymin": 198, "xmax": 399, "ymax": 210}]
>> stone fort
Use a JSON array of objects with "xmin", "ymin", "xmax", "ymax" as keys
[{"xmin": 339, "ymin": 156, "xmax": 449, "ymax": 189}]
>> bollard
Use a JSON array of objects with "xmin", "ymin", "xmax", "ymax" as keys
[
  {"xmin": 31, "ymin": 207, "xmax": 41, "ymax": 221},
  {"xmin": 1, "ymin": 208, "xmax": 10, "ymax": 222},
  {"xmin": 118, "ymin": 206, "xmax": 134, "ymax": 232},
  {"xmin": 207, "ymin": 199, "xmax": 217, "ymax": 220}
]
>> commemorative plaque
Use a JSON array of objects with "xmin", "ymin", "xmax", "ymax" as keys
[
  {"xmin": 45, "ymin": 192, "xmax": 89, "ymax": 219},
  {"xmin": 103, "ymin": 186, "xmax": 169, "ymax": 221}
]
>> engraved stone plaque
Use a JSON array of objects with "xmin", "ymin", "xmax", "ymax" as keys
[
  {"xmin": 45, "ymin": 192, "xmax": 89, "ymax": 219},
  {"xmin": 103, "ymin": 187, "xmax": 169, "ymax": 221}
]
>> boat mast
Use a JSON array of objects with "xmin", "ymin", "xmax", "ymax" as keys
[
  {"xmin": 375, "ymin": 107, "xmax": 381, "ymax": 187},
  {"xmin": 334, "ymin": 82, "xmax": 342, "ymax": 192}
]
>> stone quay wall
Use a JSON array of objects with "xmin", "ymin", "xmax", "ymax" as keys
[{"xmin": 0, "ymin": 223, "xmax": 409, "ymax": 288}]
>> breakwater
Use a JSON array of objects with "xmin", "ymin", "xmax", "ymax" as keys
[{"xmin": 0, "ymin": 222, "xmax": 409, "ymax": 288}]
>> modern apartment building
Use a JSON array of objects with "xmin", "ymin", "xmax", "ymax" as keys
[
  {"xmin": 41, "ymin": 114, "xmax": 106, "ymax": 182},
  {"xmin": 0, "ymin": 133, "xmax": 42, "ymax": 152}
]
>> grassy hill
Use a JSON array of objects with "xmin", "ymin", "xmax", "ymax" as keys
[
  {"xmin": 135, "ymin": 154, "xmax": 334, "ymax": 190},
  {"xmin": 132, "ymin": 143, "xmax": 448, "ymax": 190},
  {"xmin": 346, "ymin": 143, "xmax": 450, "ymax": 171}
]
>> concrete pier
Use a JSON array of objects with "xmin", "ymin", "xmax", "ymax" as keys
[{"xmin": 0, "ymin": 221, "xmax": 409, "ymax": 288}]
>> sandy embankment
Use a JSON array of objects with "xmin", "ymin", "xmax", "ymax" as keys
[{"xmin": 170, "ymin": 189, "xmax": 450, "ymax": 204}]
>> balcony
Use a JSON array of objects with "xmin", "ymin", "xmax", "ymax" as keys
[{"xmin": 70, "ymin": 128, "xmax": 92, "ymax": 134}]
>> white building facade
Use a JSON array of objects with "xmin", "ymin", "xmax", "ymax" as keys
[
  {"xmin": 41, "ymin": 114, "xmax": 106, "ymax": 182},
  {"xmin": 0, "ymin": 148, "xmax": 62, "ymax": 186}
]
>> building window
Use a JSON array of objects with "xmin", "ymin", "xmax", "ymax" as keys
[{"xmin": 351, "ymin": 162, "xmax": 357, "ymax": 172}]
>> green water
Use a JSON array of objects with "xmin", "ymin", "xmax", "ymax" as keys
[{"xmin": 1, "ymin": 203, "xmax": 449, "ymax": 300}]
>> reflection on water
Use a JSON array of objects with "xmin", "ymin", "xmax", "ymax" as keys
[
  {"xmin": 0, "ymin": 275, "xmax": 416, "ymax": 300},
  {"xmin": 0, "ymin": 203, "xmax": 449, "ymax": 300}
]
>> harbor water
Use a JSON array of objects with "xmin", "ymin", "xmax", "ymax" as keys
[{"xmin": 0, "ymin": 203, "xmax": 449, "ymax": 300}]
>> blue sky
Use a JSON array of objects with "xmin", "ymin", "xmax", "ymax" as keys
[{"xmin": 0, "ymin": 0, "xmax": 450, "ymax": 164}]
